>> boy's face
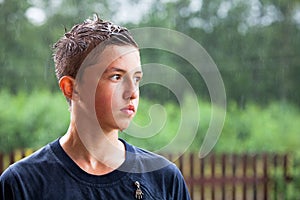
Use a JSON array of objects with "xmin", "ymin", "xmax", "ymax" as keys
[{"xmin": 77, "ymin": 45, "xmax": 142, "ymax": 133}]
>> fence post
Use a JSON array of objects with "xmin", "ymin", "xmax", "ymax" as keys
[
  {"xmin": 178, "ymin": 154, "xmax": 183, "ymax": 172},
  {"xmin": 9, "ymin": 151, "xmax": 15, "ymax": 166},
  {"xmin": 273, "ymin": 154, "xmax": 278, "ymax": 200},
  {"xmin": 252, "ymin": 154, "xmax": 257, "ymax": 200},
  {"xmin": 242, "ymin": 154, "xmax": 247, "ymax": 200},
  {"xmin": 221, "ymin": 154, "xmax": 226, "ymax": 200},
  {"xmin": 200, "ymin": 156, "xmax": 205, "ymax": 200},
  {"xmin": 189, "ymin": 154, "xmax": 194, "ymax": 198},
  {"xmin": 0, "ymin": 153, "xmax": 3, "ymax": 174},
  {"xmin": 232, "ymin": 154, "xmax": 237, "ymax": 200},
  {"xmin": 263, "ymin": 154, "xmax": 268, "ymax": 200},
  {"xmin": 211, "ymin": 154, "xmax": 216, "ymax": 200}
]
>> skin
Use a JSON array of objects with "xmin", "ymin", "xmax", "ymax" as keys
[{"xmin": 58, "ymin": 45, "xmax": 142, "ymax": 175}]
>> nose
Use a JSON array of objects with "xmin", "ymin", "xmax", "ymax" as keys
[{"xmin": 123, "ymin": 78, "xmax": 139, "ymax": 100}]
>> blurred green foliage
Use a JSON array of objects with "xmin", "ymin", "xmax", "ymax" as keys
[
  {"xmin": 217, "ymin": 101, "xmax": 300, "ymax": 154},
  {"xmin": 0, "ymin": 90, "xmax": 69, "ymax": 153},
  {"xmin": 1, "ymin": 90, "xmax": 299, "ymax": 156}
]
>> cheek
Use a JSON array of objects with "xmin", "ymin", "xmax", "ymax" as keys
[{"xmin": 95, "ymin": 87, "xmax": 112, "ymax": 111}]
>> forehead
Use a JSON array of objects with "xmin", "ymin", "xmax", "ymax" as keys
[
  {"xmin": 104, "ymin": 46, "xmax": 141, "ymax": 71},
  {"xmin": 79, "ymin": 45, "xmax": 141, "ymax": 80}
]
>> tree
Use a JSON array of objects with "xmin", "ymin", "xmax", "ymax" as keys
[
  {"xmin": 138, "ymin": 0, "xmax": 300, "ymax": 106},
  {"xmin": 1, "ymin": 0, "xmax": 300, "ymax": 106}
]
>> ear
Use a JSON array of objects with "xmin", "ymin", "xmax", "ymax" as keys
[{"xmin": 59, "ymin": 76, "xmax": 79, "ymax": 101}]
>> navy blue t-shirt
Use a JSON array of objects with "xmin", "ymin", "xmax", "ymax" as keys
[{"xmin": 0, "ymin": 139, "xmax": 191, "ymax": 199}]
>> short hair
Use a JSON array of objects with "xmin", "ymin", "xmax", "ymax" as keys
[{"xmin": 53, "ymin": 14, "xmax": 138, "ymax": 81}]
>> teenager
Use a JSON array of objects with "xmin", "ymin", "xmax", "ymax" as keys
[{"xmin": 0, "ymin": 15, "xmax": 191, "ymax": 199}]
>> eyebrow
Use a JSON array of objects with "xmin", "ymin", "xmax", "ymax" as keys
[{"xmin": 104, "ymin": 67, "xmax": 143, "ymax": 74}]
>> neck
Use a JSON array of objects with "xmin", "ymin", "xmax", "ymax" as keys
[{"xmin": 59, "ymin": 121, "xmax": 126, "ymax": 175}]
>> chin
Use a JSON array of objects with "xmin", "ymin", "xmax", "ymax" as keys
[
  {"xmin": 118, "ymin": 125, "xmax": 130, "ymax": 131},
  {"xmin": 116, "ymin": 121, "xmax": 132, "ymax": 131}
]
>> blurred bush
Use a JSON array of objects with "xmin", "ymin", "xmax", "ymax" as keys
[
  {"xmin": 1, "ymin": 90, "xmax": 300, "ymax": 155},
  {"xmin": 218, "ymin": 101, "xmax": 300, "ymax": 154},
  {"xmin": 0, "ymin": 90, "xmax": 69, "ymax": 153}
]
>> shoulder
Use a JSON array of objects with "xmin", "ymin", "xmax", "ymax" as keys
[
  {"xmin": 123, "ymin": 141, "xmax": 185, "ymax": 180},
  {"xmin": 124, "ymin": 141, "xmax": 175, "ymax": 174},
  {"xmin": 0, "ymin": 143, "xmax": 56, "ymax": 199},
  {"xmin": 0, "ymin": 140, "xmax": 57, "ymax": 182},
  {"xmin": 123, "ymin": 142, "xmax": 191, "ymax": 199}
]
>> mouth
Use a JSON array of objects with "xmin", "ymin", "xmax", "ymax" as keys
[{"xmin": 120, "ymin": 105, "xmax": 135, "ymax": 116}]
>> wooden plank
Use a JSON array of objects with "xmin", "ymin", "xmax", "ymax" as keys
[
  {"xmin": 242, "ymin": 154, "xmax": 247, "ymax": 200},
  {"xmin": 263, "ymin": 154, "xmax": 268, "ymax": 200},
  {"xmin": 9, "ymin": 151, "xmax": 15, "ymax": 166},
  {"xmin": 273, "ymin": 154, "xmax": 278, "ymax": 200},
  {"xmin": 252, "ymin": 155, "xmax": 257, "ymax": 200},
  {"xmin": 211, "ymin": 154, "xmax": 215, "ymax": 200},
  {"xmin": 0, "ymin": 153, "xmax": 3, "ymax": 174},
  {"xmin": 232, "ymin": 154, "xmax": 237, "ymax": 200},
  {"xmin": 221, "ymin": 154, "xmax": 226, "ymax": 200},
  {"xmin": 189, "ymin": 154, "xmax": 194, "ymax": 198},
  {"xmin": 200, "ymin": 157, "xmax": 205, "ymax": 200}
]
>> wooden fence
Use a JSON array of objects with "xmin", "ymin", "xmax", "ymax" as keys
[
  {"xmin": 168, "ymin": 153, "xmax": 292, "ymax": 200},
  {"xmin": 0, "ymin": 151, "xmax": 293, "ymax": 200},
  {"xmin": 0, "ymin": 149, "xmax": 35, "ymax": 174}
]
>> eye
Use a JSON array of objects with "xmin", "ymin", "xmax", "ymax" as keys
[
  {"xmin": 134, "ymin": 75, "xmax": 142, "ymax": 84},
  {"xmin": 110, "ymin": 74, "xmax": 122, "ymax": 81}
]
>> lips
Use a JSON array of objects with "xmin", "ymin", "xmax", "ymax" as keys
[{"xmin": 120, "ymin": 105, "xmax": 135, "ymax": 116}]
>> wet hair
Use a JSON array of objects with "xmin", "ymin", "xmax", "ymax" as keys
[{"xmin": 53, "ymin": 14, "xmax": 138, "ymax": 81}]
